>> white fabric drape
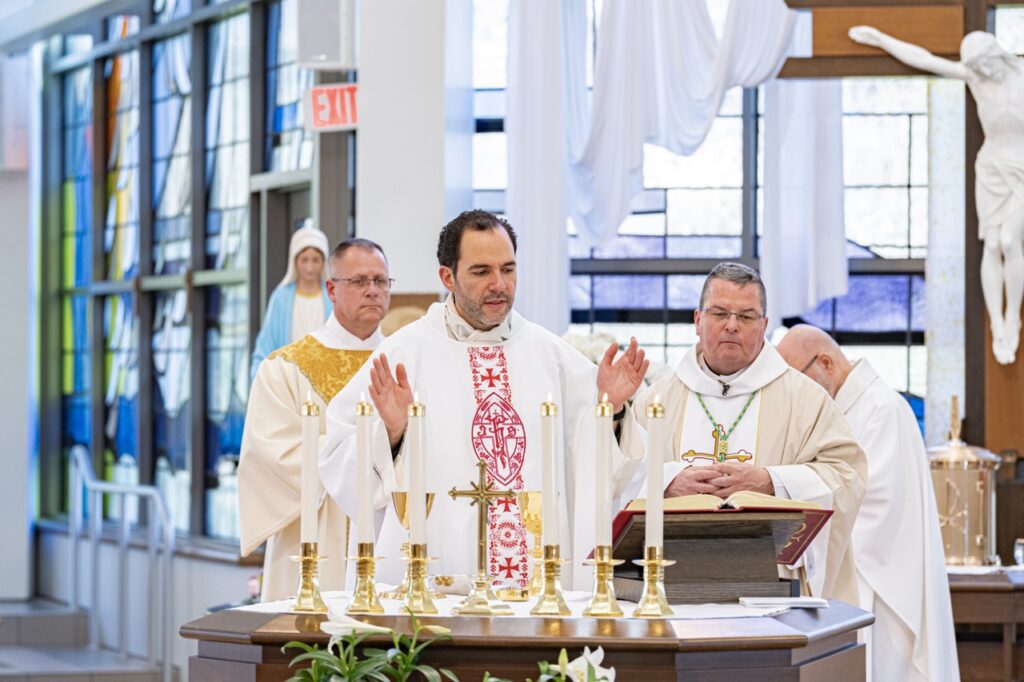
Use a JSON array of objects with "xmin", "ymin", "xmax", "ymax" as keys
[
  {"xmin": 505, "ymin": 0, "xmax": 587, "ymax": 334},
  {"xmin": 567, "ymin": 0, "xmax": 795, "ymax": 247},
  {"xmin": 760, "ymin": 14, "xmax": 847, "ymax": 330}
]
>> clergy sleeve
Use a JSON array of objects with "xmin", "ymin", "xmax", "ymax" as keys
[{"xmin": 238, "ymin": 357, "xmax": 306, "ymax": 557}]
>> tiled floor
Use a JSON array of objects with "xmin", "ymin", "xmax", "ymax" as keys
[{"xmin": 0, "ymin": 601, "xmax": 172, "ymax": 681}]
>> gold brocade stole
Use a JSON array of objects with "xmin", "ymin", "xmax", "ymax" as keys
[{"xmin": 268, "ymin": 336, "xmax": 372, "ymax": 403}]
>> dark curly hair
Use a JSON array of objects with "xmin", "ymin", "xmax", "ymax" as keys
[{"xmin": 436, "ymin": 210, "xmax": 518, "ymax": 270}]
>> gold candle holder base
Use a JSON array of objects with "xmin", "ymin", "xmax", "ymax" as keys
[
  {"xmin": 380, "ymin": 542, "xmax": 444, "ymax": 600},
  {"xmin": 346, "ymin": 542, "xmax": 384, "ymax": 615},
  {"xmin": 404, "ymin": 543, "xmax": 438, "ymax": 615},
  {"xmin": 453, "ymin": 574, "xmax": 514, "ymax": 616},
  {"xmin": 631, "ymin": 545, "xmax": 676, "ymax": 618},
  {"xmin": 582, "ymin": 545, "xmax": 624, "ymax": 618},
  {"xmin": 529, "ymin": 545, "xmax": 571, "ymax": 617},
  {"xmin": 292, "ymin": 542, "xmax": 328, "ymax": 613}
]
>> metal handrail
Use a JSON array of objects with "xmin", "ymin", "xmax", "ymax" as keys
[{"xmin": 67, "ymin": 445, "xmax": 175, "ymax": 682}]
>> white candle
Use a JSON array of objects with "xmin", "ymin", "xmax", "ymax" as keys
[
  {"xmin": 407, "ymin": 393, "xmax": 427, "ymax": 544},
  {"xmin": 595, "ymin": 394, "xmax": 613, "ymax": 547},
  {"xmin": 645, "ymin": 397, "xmax": 666, "ymax": 548},
  {"xmin": 540, "ymin": 394, "xmax": 559, "ymax": 546},
  {"xmin": 300, "ymin": 392, "xmax": 320, "ymax": 544},
  {"xmin": 355, "ymin": 394, "xmax": 374, "ymax": 544}
]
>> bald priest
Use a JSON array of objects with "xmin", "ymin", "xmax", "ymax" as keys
[{"xmin": 622, "ymin": 263, "xmax": 867, "ymax": 603}]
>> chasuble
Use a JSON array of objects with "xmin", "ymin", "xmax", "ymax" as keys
[
  {"xmin": 623, "ymin": 342, "xmax": 866, "ymax": 604},
  {"xmin": 321, "ymin": 301, "xmax": 645, "ymax": 591},
  {"xmin": 239, "ymin": 315, "xmax": 379, "ymax": 601},
  {"xmin": 837, "ymin": 359, "xmax": 958, "ymax": 682}
]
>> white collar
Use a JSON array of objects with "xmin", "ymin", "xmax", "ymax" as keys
[
  {"xmin": 834, "ymin": 359, "xmax": 879, "ymax": 414},
  {"xmin": 676, "ymin": 342, "xmax": 789, "ymax": 397},
  {"xmin": 310, "ymin": 314, "xmax": 382, "ymax": 351},
  {"xmin": 442, "ymin": 294, "xmax": 512, "ymax": 343}
]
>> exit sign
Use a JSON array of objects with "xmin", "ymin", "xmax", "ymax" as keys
[{"xmin": 304, "ymin": 83, "xmax": 358, "ymax": 132}]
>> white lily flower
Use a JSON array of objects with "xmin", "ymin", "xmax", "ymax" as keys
[{"xmin": 565, "ymin": 646, "xmax": 615, "ymax": 682}]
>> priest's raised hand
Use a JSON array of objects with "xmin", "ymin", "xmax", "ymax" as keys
[
  {"xmin": 596, "ymin": 336, "xmax": 650, "ymax": 413},
  {"xmin": 367, "ymin": 353, "xmax": 413, "ymax": 447}
]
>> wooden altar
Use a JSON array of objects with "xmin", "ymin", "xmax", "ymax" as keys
[{"xmin": 180, "ymin": 600, "xmax": 871, "ymax": 681}]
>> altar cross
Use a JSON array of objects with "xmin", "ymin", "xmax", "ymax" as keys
[{"xmin": 449, "ymin": 458, "xmax": 517, "ymax": 578}]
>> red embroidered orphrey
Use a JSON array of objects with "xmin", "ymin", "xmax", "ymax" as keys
[{"xmin": 468, "ymin": 346, "xmax": 529, "ymax": 589}]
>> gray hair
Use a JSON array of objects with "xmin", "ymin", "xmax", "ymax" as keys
[{"xmin": 699, "ymin": 262, "xmax": 767, "ymax": 313}]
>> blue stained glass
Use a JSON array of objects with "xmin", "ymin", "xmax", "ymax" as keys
[
  {"xmin": 204, "ymin": 285, "xmax": 248, "ymax": 470},
  {"xmin": 63, "ymin": 67, "xmax": 93, "ymax": 289},
  {"xmin": 102, "ymin": 294, "xmax": 139, "ymax": 470},
  {"xmin": 800, "ymin": 275, "xmax": 920, "ymax": 334},
  {"xmin": 570, "ymin": 275, "xmax": 591, "ymax": 310},
  {"xmin": 152, "ymin": 35, "xmax": 192, "ymax": 276},
  {"xmin": 206, "ymin": 14, "xmax": 250, "ymax": 271},
  {"xmin": 62, "ymin": 295, "xmax": 91, "ymax": 449},
  {"xmin": 264, "ymin": 0, "xmax": 313, "ymax": 172},
  {"xmin": 153, "ymin": 290, "xmax": 191, "ymax": 471},
  {"xmin": 911, "ymin": 275, "xmax": 925, "ymax": 333},
  {"xmin": 104, "ymin": 50, "xmax": 140, "ymax": 281},
  {"xmin": 667, "ymin": 275, "xmax": 705, "ymax": 310},
  {"xmin": 591, "ymin": 235, "xmax": 666, "ymax": 259},
  {"xmin": 154, "ymin": 0, "xmax": 192, "ymax": 24},
  {"xmin": 666, "ymin": 235, "xmax": 742, "ymax": 259},
  {"xmin": 593, "ymin": 275, "xmax": 666, "ymax": 310}
]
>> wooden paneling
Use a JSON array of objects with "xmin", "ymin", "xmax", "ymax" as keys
[
  {"xmin": 984, "ymin": 320, "xmax": 1024, "ymax": 454},
  {"xmin": 812, "ymin": 6, "xmax": 963, "ymax": 57}
]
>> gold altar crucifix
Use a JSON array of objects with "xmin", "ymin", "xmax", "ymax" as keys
[
  {"xmin": 448, "ymin": 458, "xmax": 516, "ymax": 615},
  {"xmin": 680, "ymin": 425, "xmax": 754, "ymax": 464}
]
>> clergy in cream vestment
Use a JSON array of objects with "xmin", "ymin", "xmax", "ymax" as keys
[
  {"xmin": 622, "ymin": 263, "xmax": 867, "ymax": 604},
  {"xmin": 238, "ymin": 239, "xmax": 390, "ymax": 601},
  {"xmin": 778, "ymin": 325, "xmax": 959, "ymax": 682},
  {"xmin": 321, "ymin": 210, "xmax": 650, "ymax": 591}
]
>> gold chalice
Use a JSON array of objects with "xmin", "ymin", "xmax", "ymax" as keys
[
  {"xmin": 381, "ymin": 492, "xmax": 438, "ymax": 600},
  {"xmin": 517, "ymin": 491, "xmax": 544, "ymax": 598}
]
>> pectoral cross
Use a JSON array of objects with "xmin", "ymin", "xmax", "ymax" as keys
[
  {"xmin": 449, "ymin": 458, "xmax": 516, "ymax": 578},
  {"xmin": 680, "ymin": 425, "xmax": 754, "ymax": 464}
]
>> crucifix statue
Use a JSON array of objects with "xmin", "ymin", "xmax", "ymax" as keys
[{"xmin": 448, "ymin": 458, "xmax": 516, "ymax": 615}]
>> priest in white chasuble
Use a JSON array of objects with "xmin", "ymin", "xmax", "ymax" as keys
[
  {"xmin": 239, "ymin": 238, "xmax": 391, "ymax": 602},
  {"xmin": 321, "ymin": 210, "xmax": 649, "ymax": 591},
  {"xmin": 778, "ymin": 325, "xmax": 959, "ymax": 682},
  {"xmin": 622, "ymin": 263, "xmax": 867, "ymax": 603}
]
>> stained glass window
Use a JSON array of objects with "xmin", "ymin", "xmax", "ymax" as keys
[
  {"xmin": 102, "ymin": 294, "xmax": 139, "ymax": 497},
  {"xmin": 61, "ymin": 67, "xmax": 93, "ymax": 509},
  {"xmin": 104, "ymin": 49, "xmax": 140, "ymax": 281},
  {"xmin": 204, "ymin": 285, "xmax": 247, "ymax": 539},
  {"xmin": 206, "ymin": 13, "xmax": 250, "ymax": 270},
  {"xmin": 264, "ymin": 0, "xmax": 314, "ymax": 172},
  {"xmin": 152, "ymin": 289, "xmax": 190, "ymax": 532},
  {"xmin": 152, "ymin": 34, "xmax": 192, "ymax": 275},
  {"xmin": 107, "ymin": 16, "xmax": 140, "ymax": 42},
  {"xmin": 154, "ymin": 0, "xmax": 191, "ymax": 24}
]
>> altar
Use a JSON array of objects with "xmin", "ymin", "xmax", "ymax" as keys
[{"xmin": 180, "ymin": 599, "xmax": 871, "ymax": 681}]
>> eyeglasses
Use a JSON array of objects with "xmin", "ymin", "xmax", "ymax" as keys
[
  {"xmin": 331, "ymin": 277, "xmax": 395, "ymax": 291},
  {"xmin": 799, "ymin": 353, "xmax": 820, "ymax": 374},
  {"xmin": 700, "ymin": 307, "xmax": 764, "ymax": 326}
]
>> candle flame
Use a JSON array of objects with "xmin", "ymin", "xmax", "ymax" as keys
[
  {"xmin": 601, "ymin": 392, "xmax": 609, "ymax": 404},
  {"xmin": 654, "ymin": 394, "xmax": 661, "ymax": 404},
  {"xmin": 307, "ymin": 390, "xmax": 313, "ymax": 403},
  {"xmin": 360, "ymin": 391, "xmax": 366, "ymax": 403},
  {"xmin": 546, "ymin": 392, "xmax": 553, "ymax": 403},
  {"xmin": 414, "ymin": 391, "xmax": 420, "ymax": 403}
]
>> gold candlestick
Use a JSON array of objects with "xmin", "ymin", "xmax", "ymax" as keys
[
  {"xmin": 582, "ymin": 545, "xmax": 624, "ymax": 617},
  {"xmin": 529, "ymin": 544, "xmax": 570, "ymax": 617},
  {"xmin": 404, "ymin": 542, "xmax": 438, "ymax": 614},
  {"xmin": 293, "ymin": 542, "xmax": 328, "ymax": 613},
  {"xmin": 346, "ymin": 542, "xmax": 384, "ymax": 614},
  {"xmin": 381, "ymin": 493, "xmax": 438, "ymax": 600},
  {"xmin": 516, "ymin": 491, "xmax": 544, "ymax": 597},
  {"xmin": 631, "ymin": 545, "xmax": 675, "ymax": 618}
]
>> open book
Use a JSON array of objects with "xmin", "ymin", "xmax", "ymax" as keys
[
  {"xmin": 617, "ymin": 491, "xmax": 831, "ymax": 565},
  {"xmin": 627, "ymin": 490, "xmax": 823, "ymax": 513}
]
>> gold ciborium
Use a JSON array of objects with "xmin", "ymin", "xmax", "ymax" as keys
[
  {"xmin": 381, "ymin": 492, "xmax": 437, "ymax": 600},
  {"xmin": 516, "ymin": 491, "xmax": 544, "ymax": 598}
]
